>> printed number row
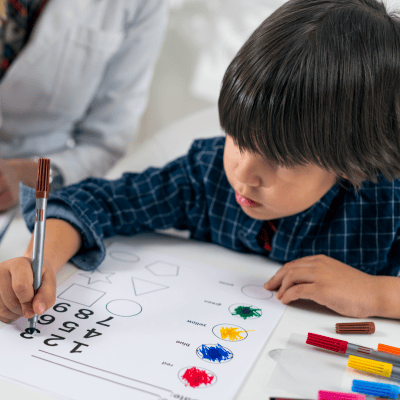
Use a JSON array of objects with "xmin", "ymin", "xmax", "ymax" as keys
[
  {"xmin": 36, "ymin": 313, "xmax": 113, "ymax": 327},
  {"xmin": 53, "ymin": 303, "xmax": 94, "ymax": 320},
  {"xmin": 52, "ymin": 303, "xmax": 113, "ymax": 324},
  {"xmin": 20, "ymin": 326, "xmax": 102, "ymax": 354},
  {"xmin": 21, "ymin": 326, "xmax": 103, "ymax": 340},
  {"xmin": 32, "ymin": 333, "xmax": 88, "ymax": 353}
]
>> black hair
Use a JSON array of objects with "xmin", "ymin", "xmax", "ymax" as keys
[{"xmin": 218, "ymin": 0, "xmax": 400, "ymax": 192}]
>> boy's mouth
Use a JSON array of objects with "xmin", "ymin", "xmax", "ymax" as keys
[{"xmin": 235, "ymin": 191, "xmax": 262, "ymax": 207}]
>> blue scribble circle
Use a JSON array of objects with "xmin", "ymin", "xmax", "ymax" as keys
[{"xmin": 196, "ymin": 343, "xmax": 233, "ymax": 364}]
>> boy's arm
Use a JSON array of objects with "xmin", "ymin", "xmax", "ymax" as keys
[
  {"xmin": 20, "ymin": 139, "xmax": 220, "ymax": 272},
  {"xmin": 23, "ymin": 218, "xmax": 82, "ymax": 275},
  {"xmin": 375, "ymin": 275, "xmax": 400, "ymax": 319},
  {"xmin": 0, "ymin": 219, "xmax": 81, "ymax": 322}
]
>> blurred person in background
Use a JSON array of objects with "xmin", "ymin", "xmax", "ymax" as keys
[{"xmin": 0, "ymin": 0, "xmax": 166, "ymax": 210}]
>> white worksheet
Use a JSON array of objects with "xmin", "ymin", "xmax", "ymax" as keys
[{"xmin": 0, "ymin": 237, "xmax": 286, "ymax": 400}]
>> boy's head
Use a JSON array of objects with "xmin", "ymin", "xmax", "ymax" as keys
[{"xmin": 219, "ymin": 0, "xmax": 400, "ymax": 219}]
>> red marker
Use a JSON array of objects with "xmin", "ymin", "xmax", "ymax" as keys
[{"xmin": 307, "ymin": 332, "xmax": 400, "ymax": 366}]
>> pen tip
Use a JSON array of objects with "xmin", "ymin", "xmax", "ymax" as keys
[{"xmin": 28, "ymin": 319, "xmax": 37, "ymax": 335}]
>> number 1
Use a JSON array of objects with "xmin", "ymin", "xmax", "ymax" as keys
[{"xmin": 70, "ymin": 341, "xmax": 89, "ymax": 354}]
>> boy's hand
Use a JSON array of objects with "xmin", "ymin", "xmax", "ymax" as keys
[
  {"xmin": 0, "ymin": 257, "xmax": 56, "ymax": 323},
  {"xmin": 264, "ymin": 254, "xmax": 379, "ymax": 318}
]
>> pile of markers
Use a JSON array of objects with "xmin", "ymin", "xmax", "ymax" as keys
[{"xmin": 271, "ymin": 322, "xmax": 400, "ymax": 400}]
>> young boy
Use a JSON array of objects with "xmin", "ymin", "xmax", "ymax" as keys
[{"xmin": 1, "ymin": 0, "xmax": 400, "ymax": 323}]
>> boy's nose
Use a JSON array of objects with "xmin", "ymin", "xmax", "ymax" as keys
[{"xmin": 235, "ymin": 158, "xmax": 262, "ymax": 187}]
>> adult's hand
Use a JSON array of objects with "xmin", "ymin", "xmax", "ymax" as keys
[{"xmin": 0, "ymin": 159, "xmax": 38, "ymax": 211}]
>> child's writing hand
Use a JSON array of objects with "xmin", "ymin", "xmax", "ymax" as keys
[
  {"xmin": 0, "ymin": 257, "xmax": 56, "ymax": 323},
  {"xmin": 264, "ymin": 254, "xmax": 379, "ymax": 318}
]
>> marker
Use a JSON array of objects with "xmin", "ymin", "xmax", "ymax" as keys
[
  {"xmin": 352, "ymin": 379, "xmax": 399, "ymax": 399},
  {"xmin": 318, "ymin": 390, "xmax": 365, "ymax": 400},
  {"xmin": 378, "ymin": 344, "xmax": 400, "ymax": 357},
  {"xmin": 28, "ymin": 158, "xmax": 50, "ymax": 334},
  {"xmin": 335, "ymin": 322, "xmax": 375, "ymax": 334},
  {"xmin": 306, "ymin": 333, "xmax": 400, "ymax": 366},
  {"xmin": 348, "ymin": 355, "xmax": 400, "ymax": 381}
]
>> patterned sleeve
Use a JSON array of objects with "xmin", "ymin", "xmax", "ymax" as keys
[{"xmin": 20, "ymin": 140, "xmax": 210, "ymax": 271}]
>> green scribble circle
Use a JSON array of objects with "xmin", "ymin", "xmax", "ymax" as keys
[{"xmin": 232, "ymin": 305, "xmax": 262, "ymax": 319}]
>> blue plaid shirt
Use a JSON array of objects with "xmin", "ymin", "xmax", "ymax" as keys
[{"xmin": 20, "ymin": 137, "xmax": 400, "ymax": 277}]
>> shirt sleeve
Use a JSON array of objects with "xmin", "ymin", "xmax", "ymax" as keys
[
  {"xmin": 19, "ymin": 184, "xmax": 99, "ymax": 271},
  {"xmin": 47, "ymin": 0, "xmax": 167, "ymax": 185},
  {"xmin": 19, "ymin": 141, "xmax": 209, "ymax": 271}
]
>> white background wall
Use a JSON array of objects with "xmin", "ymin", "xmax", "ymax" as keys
[
  {"xmin": 131, "ymin": 0, "xmax": 286, "ymax": 150},
  {"xmin": 131, "ymin": 0, "xmax": 400, "ymax": 150}
]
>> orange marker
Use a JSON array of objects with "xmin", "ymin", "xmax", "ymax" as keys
[{"xmin": 378, "ymin": 344, "xmax": 400, "ymax": 357}]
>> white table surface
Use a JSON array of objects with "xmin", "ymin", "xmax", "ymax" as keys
[{"xmin": 1, "ymin": 213, "xmax": 399, "ymax": 400}]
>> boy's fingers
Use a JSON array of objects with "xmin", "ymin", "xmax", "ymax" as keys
[
  {"xmin": 0, "ymin": 295, "xmax": 22, "ymax": 322},
  {"xmin": 264, "ymin": 265, "xmax": 290, "ymax": 290},
  {"xmin": 32, "ymin": 268, "xmax": 56, "ymax": 315},
  {"xmin": 11, "ymin": 262, "xmax": 35, "ymax": 318},
  {"xmin": 275, "ymin": 267, "xmax": 316, "ymax": 299},
  {"xmin": 21, "ymin": 303, "xmax": 35, "ymax": 319},
  {"xmin": 0, "ymin": 271, "xmax": 24, "ymax": 316},
  {"xmin": 279, "ymin": 283, "xmax": 318, "ymax": 305},
  {"xmin": 265, "ymin": 259, "xmax": 318, "ymax": 290},
  {"xmin": 264, "ymin": 270, "xmax": 283, "ymax": 290}
]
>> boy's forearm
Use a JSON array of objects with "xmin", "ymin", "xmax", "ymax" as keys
[
  {"xmin": 23, "ymin": 218, "xmax": 82, "ymax": 275},
  {"xmin": 374, "ymin": 275, "xmax": 400, "ymax": 319}
]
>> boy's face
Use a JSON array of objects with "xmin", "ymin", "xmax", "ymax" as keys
[{"xmin": 223, "ymin": 135, "xmax": 339, "ymax": 220}]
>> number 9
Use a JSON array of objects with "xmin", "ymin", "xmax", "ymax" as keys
[
  {"xmin": 53, "ymin": 303, "xmax": 71, "ymax": 313},
  {"xmin": 38, "ymin": 315, "xmax": 55, "ymax": 325}
]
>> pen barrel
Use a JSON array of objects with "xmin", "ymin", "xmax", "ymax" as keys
[
  {"xmin": 391, "ymin": 364, "xmax": 400, "ymax": 379},
  {"xmin": 31, "ymin": 198, "xmax": 47, "ymax": 290},
  {"xmin": 348, "ymin": 344, "xmax": 400, "ymax": 366},
  {"xmin": 346, "ymin": 343, "xmax": 400, "ymax": 366},
  {"xmin": 370, "ymin": 348, "xmax": 400, "ymax": 366}
]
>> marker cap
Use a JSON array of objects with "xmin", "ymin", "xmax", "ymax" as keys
[{"xmin": 352, "ymin": 379, "xmax": 399, "ymax": 399}]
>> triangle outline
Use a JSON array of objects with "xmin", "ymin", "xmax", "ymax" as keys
[{"xmin": 131, "ymin": 277, "xmax": 169, "ymax": 296}]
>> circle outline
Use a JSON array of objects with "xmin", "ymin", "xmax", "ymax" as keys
[
  {"xmin": 228, "ymin": 303, "xmax": 263, "ymax": 319},
  {"xmin": 196, "ymin": 343, "xmax": 234, "ymax": 364},
  {"xmin": 241, "ymin": 284, "xmax": 273, "ymax": 299},
  {"xmin": 106, "ymin": 299, "xmax": 143, "ymax": 317},
  {"xmin": 212, "ymin": 323, "xmax": 248, "ymax": 342},
  {"xmin": 178, "ymin": 366, "xmax": 217, "ymax": 388},
  {"xmin": 108, "ymin": 251, "xmax": 140, "ymax": 263}
]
